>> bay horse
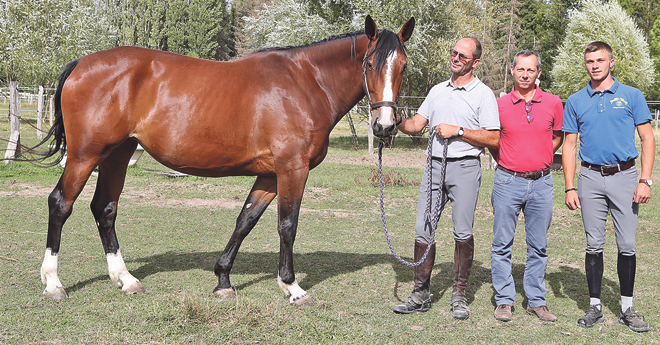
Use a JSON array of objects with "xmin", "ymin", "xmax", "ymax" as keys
[{"xmin": 36, "ymin": 15, "xmax": 414, "ymax": 306}]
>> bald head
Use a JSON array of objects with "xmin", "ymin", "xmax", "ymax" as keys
[{"xmin": 458, "ymin": 37, "xmax": 482, "ymax": 60}]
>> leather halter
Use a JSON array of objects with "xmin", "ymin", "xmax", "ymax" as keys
[{"xmin": 361, "ymin": 41, "xmax": 399, "ymax": 114}]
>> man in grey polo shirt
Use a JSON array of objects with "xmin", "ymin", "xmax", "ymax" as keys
[{"xmin": 393, "ymin": 37, "xmax": 500, "ymax": 319}]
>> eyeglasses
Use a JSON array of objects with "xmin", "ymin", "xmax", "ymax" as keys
[
  {"xmin": 524, "ymin": 102, "xmax": 534, "ymax": 123},
  {"xmin": 450, "ymin": 50, "xmax": 475, "ymax": 63}
]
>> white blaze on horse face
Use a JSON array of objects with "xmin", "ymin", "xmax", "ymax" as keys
[
  {"xmin": 377, "ymin": 50, "xmax": 398, "ymax": 128},
  {"xmin": 41, "ymin": 248, "xmax": 64, "ymax": 293},
  {"xmin": 106, "ymin": 249, "xmax": 141, "ymax": 291}
]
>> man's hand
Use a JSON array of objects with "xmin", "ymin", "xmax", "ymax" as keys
[
  {"xmin": 565, "ymin": 190, "xmax": 581, "ymax": 210},
  {"xmin": 435, "ymin": 123, "xmax": 460, "ymax": 139},
  {"xmin": 634, "ymin": 183, "xmax": 651, "ymax": 204}
]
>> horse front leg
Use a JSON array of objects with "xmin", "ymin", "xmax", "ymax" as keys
[
  {"xmin": 213, "ymin": 176, "xmax": 277, "ymax": 298},
  {"xmin": 275, "ymin": 168, "xmax": 313, "ymax": 306}
]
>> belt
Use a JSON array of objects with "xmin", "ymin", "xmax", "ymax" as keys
[
  {"xmin": 498, "ymin": 166, "xmax": 550, "ymax": 180},
  {"xmin": 581, "ymin": 160, "xmax": 635, "ymax": 176},
  {"xmin": 438, "ymin": 156, "xmax": 480, "ymax": 162}
]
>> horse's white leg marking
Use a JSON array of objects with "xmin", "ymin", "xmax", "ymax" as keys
[
  {"xmin": 41, "ymin": 248, "xmax": 67, "ymax": 298},
  {"xmin": 107, "ymin": 249, "xmax": 145, "ymax": 294},
  {"xmin": 278, "ymin": 275, "xmax": 312, "ymax": 306},
  {"xmin": 378, "ymin": 51, "xmax": 398, "ymax": 128}
]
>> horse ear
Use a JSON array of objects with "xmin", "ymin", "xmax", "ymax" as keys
[
  {"xmin": 365, "ymin": 15, "xmax": 379, "ymax": 42},
  {"xmin": 398, "ymin": 17, "xmax": 415, "ymax": 43}
]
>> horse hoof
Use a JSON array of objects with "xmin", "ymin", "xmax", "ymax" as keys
[
  {"xmin": 213, "ymin": 288, "xmax": 236, "ymax": 299},
  {"xmin": 43, "ymin": 286, "xmax": 68, "ymax": 299},
  {"xmin": 123, "ymin": 282, "xmax": 146, "ymax": 295},
  {"xmin": 291, "ymin": 295, "xmax": 313, "ymax": 307}
]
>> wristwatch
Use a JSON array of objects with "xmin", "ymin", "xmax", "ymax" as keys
[
  {"xmin": 457, "ymin": 127, "xmax": 464, "ymax": 137},
  {"xmin": 640, "ymin": 179, "xmax": 653, "ymax": 187}
]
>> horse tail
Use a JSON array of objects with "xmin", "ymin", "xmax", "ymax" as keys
[{"xmin": 24, "ymin": 59, "xmax": 80, "ymax": 167}]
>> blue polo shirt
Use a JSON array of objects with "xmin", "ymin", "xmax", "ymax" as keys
[{"xmin": 562, "ymin": 77, "xmax": 651, "ymax": 165}]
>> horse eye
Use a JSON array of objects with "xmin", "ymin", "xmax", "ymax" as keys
[
  {"xmin": 367, "ymin": 61, "xmax": 374, "ymax": 71},
  {"xmin": 402, "ymin": 64, "xmax": 408, "ymax": 72}
]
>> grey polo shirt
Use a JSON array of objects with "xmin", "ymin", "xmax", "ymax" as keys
[{"xmin": 418, "ymin": 76, "xmax": 500, "ymax": 158}]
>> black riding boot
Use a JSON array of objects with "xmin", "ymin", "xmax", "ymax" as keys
[{"xmin": 393, "ymin": 241, "xmax": 436, "ymax": 314}]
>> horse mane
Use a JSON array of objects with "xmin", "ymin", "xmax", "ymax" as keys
[
  {"xmin": 256, "ymin": 30, "xmax": 365, "ymax": 53},
  {"xmin": 256, "ymin": 29, "xmax": 405, "ymax": 73}
]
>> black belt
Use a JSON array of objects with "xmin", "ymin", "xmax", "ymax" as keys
[
  {"xmin": 498, "ymin": 166, "xmax": 550, "ymax": 180},
  {"xmin": 435, "ymin": 156, "xmax": 480, "ymax": 162},
  {"xmin": 581, "ymin": 160, "xmax": 635, "ymax": 176}
]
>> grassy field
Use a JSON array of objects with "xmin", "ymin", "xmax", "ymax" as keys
[{"xmin": 1, "ymin": 119, "xmax": 660, "ymax": 344}]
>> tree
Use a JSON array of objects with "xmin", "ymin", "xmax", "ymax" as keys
[
  {"xmin": 0, "ymin": 0, "xmax": 114, "ymax": 86},
  {"xmin": 618, "ymin": 0, "xmax": 660, "ymax": 41},
  {"xmin": 240, "ymin": 0, "xmax": 492, "ymax": 98},
  {"xmin": 649, "ymin": 16, "xmax": 660, "ymax": 100},
  {"xmin": 550, "ymin": 0, "xmax": 654, "ymax": 99}
]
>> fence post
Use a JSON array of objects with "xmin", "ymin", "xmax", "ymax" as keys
[
  {"xmin": 37, "ymin": 86, "xmax": 44, "ymax": 139},
  {"xmin": 49, "ymin": 95, "xmax": 55, "ymax": 125},
  {"xmin": 4, "ymin": 81, "xmax": 21, "ymax": 163}
]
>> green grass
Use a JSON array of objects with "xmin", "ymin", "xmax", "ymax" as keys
[{"xmin": 2, "ymin": 119, "xmax": 660, "ymax": 344}]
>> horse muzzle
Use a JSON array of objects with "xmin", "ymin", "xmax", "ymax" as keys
[{"xmin": 370, "ymin": 101, "xmax": 399, "ymax": 138}]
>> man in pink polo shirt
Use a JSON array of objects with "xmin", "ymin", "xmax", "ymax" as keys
[{"xmin": 490, "ymin": 50, "xmax": 564, "ymax": 322}]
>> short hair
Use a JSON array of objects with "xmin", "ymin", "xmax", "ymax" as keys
[
  {"xmin": 512, "ymin": 49, "xmax": 542, "ymax": 70},
  {"xmin": 461, "ymin": 37, "xmax": 482, "ymax": 59},
  {"xmin": 584, "ymin": 41, "xmax": 613, "ymax": 60}
]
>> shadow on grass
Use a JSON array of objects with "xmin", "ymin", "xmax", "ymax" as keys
[
  {"xmin": 480, "ymin": 262, "xmax": 619, "ymax": 315},
  {"xmin": 546, "ymin": 264, "xmax": 620, "ymax": 315},
  {"xmin": 64, "ymin": 251, "xmax": 618, "ymax": 315}
]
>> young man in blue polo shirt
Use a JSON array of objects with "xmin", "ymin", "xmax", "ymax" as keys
[{"xmin": 562, "ymin": 41, "xmax": 655, "ymax": 333}]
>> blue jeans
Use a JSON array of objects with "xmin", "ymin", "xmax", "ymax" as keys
[{"xmin": 491, "ymin": 168, "xmax": 553, "ymax": 307}]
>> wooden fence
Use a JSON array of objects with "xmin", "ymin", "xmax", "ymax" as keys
[{"xmin": 2, "ymin": 84, "xmax": 57, "ymax": 162}]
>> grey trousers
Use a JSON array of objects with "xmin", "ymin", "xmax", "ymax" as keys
[
  {"xmin": 578, "ymin": 166, "xmax": 639, "ymax": 255},
  {"xmin": 415, "ymin": 157, "xmax": 482, "ymax": 244}
]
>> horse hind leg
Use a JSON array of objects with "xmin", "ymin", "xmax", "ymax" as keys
[
  {"xmin": 41, "ymin": 156, "xmax": 100, "ymax": 299},
  {"xmin": 91, "ymin": 140, "xmax": 145, "ymax": 295},
  {"xmin": 214, "ymin": 176, "xmax": 277, "ymax": 299}
]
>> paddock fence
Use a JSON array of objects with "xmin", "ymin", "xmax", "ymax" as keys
[{"xmin": 2, "ymin": 84, "xmax": 660, "ymax": 162}]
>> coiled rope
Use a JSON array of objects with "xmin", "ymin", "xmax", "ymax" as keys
[{"xmin": 377, "ymin": 131, "xmax": 448, "ymax": 267}]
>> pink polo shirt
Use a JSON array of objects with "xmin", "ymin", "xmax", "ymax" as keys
[{"xmin": 496, "ymin": 87, "xmax": 564, "ymax": 172}]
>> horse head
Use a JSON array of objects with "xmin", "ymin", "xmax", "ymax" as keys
[{"xmin": 363, "ymin": 15, "xmax": 415, "ymax": 138}]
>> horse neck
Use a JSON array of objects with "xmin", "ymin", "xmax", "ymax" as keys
[{"xmin": 301, "ymin": 35, "xmax": 370, "ymax": 125}]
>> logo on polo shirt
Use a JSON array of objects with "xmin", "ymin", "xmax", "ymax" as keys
[{"xmin": 610, "ymin": 98, "xmax": 628, "ymax": 109}]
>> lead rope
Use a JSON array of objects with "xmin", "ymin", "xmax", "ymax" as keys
[{"xmin": 378, "ymin": 131, "xmax": 449, "ymax": 267}]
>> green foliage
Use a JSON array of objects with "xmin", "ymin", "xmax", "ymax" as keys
[
  {"xmin": 550, "ymin": 0, "xmax": 655, "ymax": 99},
  {"xmin": 241, "ymin": 0, "xmax": 492, "ymax": 97},
  {"xmin": 0, "ymin": 0, "xmax": 114, "ymax": 86},
  {"xmin": 617, "ymin": 0, "xmax": 660, "ymax": 41},
  {"xmin": 649, "ymin": 15, "xmax": 660, "ymax": 100},
  {"xmin": 106, "ymin": 0, "xmax": 236, "ymax": 60}
]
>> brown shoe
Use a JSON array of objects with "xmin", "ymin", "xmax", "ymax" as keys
[
  {"xmin": 527, "ymin": 305, "xmax": 557, "ymax": 322},
  {"xmin": 494, "ymin": 304, "xmax": 512, "ymax": 322}
]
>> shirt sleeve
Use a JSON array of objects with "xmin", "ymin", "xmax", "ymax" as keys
[
  {"xmin": 479, "ymin": 89, "xmax": 501, "ymax": 130},
  {"xmin": 417, "ymin": 87, "xmax": 435, "ymax": 121},
  {"xmin": 562, "ymin": 97, "xmax": 578, "ymax": 133},
  {"xmin": 632, "ymin": 89, "xmax": 652, "ymax": 125},
  {"xmin": 552, "ymin": 96, "xmax": 564, "ymax": 131}
]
